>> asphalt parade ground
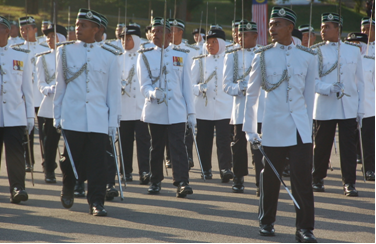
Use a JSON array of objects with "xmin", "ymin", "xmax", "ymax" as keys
[{"xmin": 0, "ymin": 134, "xmax": 374, "ymax": 243}]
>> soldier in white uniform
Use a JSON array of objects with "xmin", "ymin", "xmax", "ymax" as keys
[
  {"xmin": 105, "ymin": 23, "xmax": 125, "ymax": 52},
  {"xmin": 137, "ymin": 17, "xmax": 195, "ymax": 198},
  {"xmin": 14, "ymin": 16, "xmax": 49, "ymax": 172},
  {"xmin": 36, "ymin": 24, "xmax": 67, "ymax": 183},
  {"xmin": 140, "ymin": 25, "xmax": 155, "ymax": 49},
  {"xmin": 117, "ymin": 24, "xmax": 151, "ymax": 185},
  {"xmin": 223, "ymin": 20, "xmax": 264, "ymax": 194},
  {"xmin": 191, "ymin": 27, "xmax": 205, "ymax": 53},
  {"xmin": 346, "ymin": 32, "xmax": 375, "ymax": 181},
  {"xmin": 361, "ymin": 17, "xmax": 375, "ymax": 56},
  {"xmin": 226, "ymin": 20, "xmax": 240, "ymax": 51},
  {"xmin": 8, "ymin": 21, "xmax": 24, "ymax": 46},
  {"xmin": 0, "ymin": 16, "xmax": 34, "ymax": 203},
  {"xmin": 298, "ymin": 24, "xmax": 316, "ymax": 47},
  {"xmin": 191, "ymin": 26, "xmax": 233, "ymax": 182},
  {"xmin": 243, "ymin": 7, "xmax": 317, "ymax": 242},
  {"xmin": 37, "ymin": 20, "xmax": 51, "ymax": 45},
  {"xmin": 54, "ymin": 9, "xmax": 121, "ymax": 216},
  {"xmin": 311, "ymin": 13, "xmax": 365, "ymax": 197}
]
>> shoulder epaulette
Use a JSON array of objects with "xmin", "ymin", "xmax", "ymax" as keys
[
  {"xmin": 173, "ymin": 47, "xmax": 190, "ymax": 53},
  {"xmin": 296, "ymin": 45, "xmax": 317, "ymax": 55},
  {"xmin": 344, "ymin": 41, "xmax": 361, "ymax": 48},
  {"xmin": 364, "ymin": 55, "xmax": 375, "ymax": 60},
  {"xmin": 140, "ymin": 41, "xmax": 150, "ymax": 47},
  {"xmin": 185, "ymin": 43, "xmax": 200, "ymax": 51},
  {"xmin": 256, "ymin": 44, "xmax": 264, "ymax": 48},
  {"xmin": 35, "ymin": 50, "xmax": 52, "ymax": 57},
  {"xmin": 225, "ymin": 47, "xmax": 241, "ymax": 54},
  {"xmin": 12, "ymin": 47, "xmax": 30, "ymax": 53},
  {"xmin": 40, "ymin": 43, "xmax": 49, "ymax": 48},
  {"xmin": 193, "ymin": 54, "xmax": 208, "ymax": 60},
  {"xmin": 106, "ymin": 39, "xmax": 116, "ymax": 42},
  {"xmin": 254, "ymin": 43, "xmax": 274, "ymax": 54},
  {"xmin": 101, "ymin": 45, "xmax": 121, "ymax": 55},
  {"xmin": 56, "ymin": 41, "xmax": 76, "ymax": 47},
  {"xmin": 310, "ymin": 41, "xmax": 326, "ymax": 49},
  {"xmin": 10, "ymin": 42, "xmax": 24, "ymax": 48},
  {"xmin": 138, "ymin": 47, "xmax": 154, "ymax": 53},
  {"xmin": 104, "ymin": 42, "xmax": 123, "ymax": 52},
  {"xmin": 226, "ymin": 43, "xmax": 234, "ymax": 48}
]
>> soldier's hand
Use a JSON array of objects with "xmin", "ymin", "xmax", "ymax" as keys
[
  {"xmin": 187, "ymin": 113, "xmax": 196, "ymax": 129},
  {"xmin": 150, "ymin": 88, "xmax": 165, "ymax": 101},
  {"xmin": 245, "ymin": 132, "xmax": 261, "ymax": 144},
  {"xmin": 27, "ymin": 118, "xmax": 34, "ymax": 134},
  {"xmin": 198, "ymin": 83, "xmax": 208, "ymax": 93},
  {"xmin": 53, "ymin": 118, "xmax": 61, "ymax": 129},
  {"xmin": 238, "ymin": 81, "xmax": 247, "ymax": 92}
]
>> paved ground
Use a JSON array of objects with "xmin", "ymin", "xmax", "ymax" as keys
[{"xmin": 0, "ymin": 134, "xmax": 374, "ymax": 243}]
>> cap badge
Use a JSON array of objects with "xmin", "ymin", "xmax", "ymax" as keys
[
  {"xmin": 173, "ymin": 20, "xmax": 178, "ymax": 26},
  {"xmin": 278, "ymin": 8, "xmax": 286, "ymax": 16},
  {"xmin": 160, "ymin": 18, "xmax": 164, "ymax": 25},
  {"xmin": 328, "ymin": 14, "xmax": 334, "ymax": 20},
  {"xmin": 28, "ymin": 17, "xmax": 34, "ymax": 23},
  {"xmin": 351, "ymin": 33, "xmax": 356, "ymax": 39},
  {"xmin": 246, "ymin": 23, "xmax": 252, "ymax": 29},
  {"xmin": 86, "ymin": 11, "xmax": 93, "ymax": 19}
]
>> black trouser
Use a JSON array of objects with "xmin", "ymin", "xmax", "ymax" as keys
[
  {"xmin": 166, "ymin": 124, "xmax": 193, "ymax": 162},
  {"xmin": 119, "ymin": 120, "xmax": 150, "ymax": 175},
  {"xmin": 357, "ymin": 116, "xmax": 375, "ymax": 172},
  {"xmin": 41, "ymin": 118, "xmax": 60, "ymax": 172},
  {"xmin": 0, "ymin": 127, "xmax": 26, "ymax": 193},
  {"xmin": 259, "ymin": 132, "xmax": 314, "ymax": 230},
  {"xmin": 149, "ymin": 123, "xmax": 189, "ymax": 186},
  {"xmin": 231, "ymin": 124, "xmax": 248, "ymax": 177},
  {"xmin": 24, "ymin": 107, "xmax": 44, "ymax": 165},
  {"xmin": 313, "ymin": 119, "xmax": 357, "ymax": 184},
  {"xmin": 60, "ymin": 130, "xmax": 107, "ymax": 205},
  {"xmin": 250, "ymin": 123, "xmax": 264, "ymax": 187},
  {"xmin": 196, "ymin": 119, "xmax": 232, "ymax": 171},
  {"xmin": 106, "ymin": 137, "xmax": 117, "ymax": 186}
]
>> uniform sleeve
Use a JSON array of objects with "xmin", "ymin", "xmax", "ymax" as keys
[
  {"xmin": 304, "ymin": 54, "xmax": 318, "ymax": 129},
  {"xmin": 223, "ymin": 53, "xmax": 242, "ymax": 96},
  {"xmin": 355, "ymin": 51, "xmax": 365, "ymax": 115},
  {"xmin": 191, "ymin": 59, "xmax": 201, "ymax": 96},
  {"xmin": 36, "ymin": 56, "xmax": 50, "ymax": 96},
  {"xmin": 314, "ymin": 52, "xmax": 331, "ymax": 96},
  {"xmin": 21, "ymin": 53, "xmax": 34, "ymax": 118},
  {"xmin": 138, "ymin": 53, "xmax": 154, "ymax": 100},
  {"xmin": 183, "ymin": 52, "xmax": 195, "ymax": 115},
  {"xmin": 53, "ymin": 46, "xmax": 67, "ymax": 120},
  {"xmin": 107, "ymin": 54, "xmax": 121, "ymax": 128},
  {"xmin": 242, "ymin": 54, "xmax": 261, "ymax": 134}
]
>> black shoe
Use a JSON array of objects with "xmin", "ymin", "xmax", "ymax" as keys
[
  {"xmin": 74, "ymin": 181, "xmax": 85, "ymax": 198},
  {"xmin": 10, "ymin": 188, "xmax": 28, "ymax": 204},
  {"xmin": 61, "ymin": 186, "xmax": 74, "ymax": 209},
  {"xmin": 201, "ymin": 169, "xmax": 212, "ymax": 179},
  {"xmin": 148, "ymin": 182, "xmax": 161, "ymax": 194},
  {"xmin": 188, "ymin": 157, "xmax": 194, "ymax": 169},
  {"xmin": 105, "ymin": 185, "xmax": 119, "ymax": 201},
  {"xmin": 366, "ymin": 171, "xmax": 375, "ymax": 181},
  {"xmin": 139, "ymin": 172, "xmax": 150, "ymax": 185},
  {"xmin": 312, "ymin": 178, "xmax": 325, "ymax": 192},
  {"xmin": 45, "ymin": 171, "xmax": 56, "ymax": 183},
  {"xmin": 259, "ymin": 223, "xmax": 275, "ymax": 236},
  {"xmin": 220, "ymin": 169, "xmax": 234, "ymax": 183},
  {"xmin": 232, "ymin": 176, "xmax": 244, "ymax": 193},
  {"xmin": 176, "ymin": 181, "xmax": 193, "ymax": 198},
  {"xmin": 165, "ymin": 159, "xmax": 171, "ymax": 168},
  {"xmin": 344, "ymin": 183, "xmax": 358, "ymax": 196},
  {"xmin": 125, "ymin": 173, "xmax": 133, "ymax": 182},
  {"xmin": 90, "ymin": 202, "xmax": 107, "ymax": 216},
  {"xmin": 282, "ymin": 164, "xmax": 290, "ymax": 177},
  {"xmin": 295, "ymin": 229, "xmax": 317, "ymax": 243},
  {"xmin": 25, "ymin": 163, "xmax": 33, "ymax": 172}
]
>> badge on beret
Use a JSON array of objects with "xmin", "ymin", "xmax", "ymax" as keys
[
  {"xmin": 328, "ymin": 13, "xmax": 334, "ymax": 20},
  {"xmin": 48, "ymin": 24, "xmax": 53, "ymax": 29},
  {"xmin": 28, "ymin": 17, "xmax": 34, "ymax": 23},
  {"xmin": 160, "ymin": 18, "xmax": 164, "ymax": 25},
  {"xmin": 173, "ymin": 20, "xmax": 178, "ymax": 26},
  {"xmin": 351, "ymin": 33, "xmax": 356, "ymax": 39},
  {"xmin": 208, "ymin": 30, "xmax": 212, "ymax": 35},
  {"xmin": 86, "ymin": 11, "xmax": 93, "ymax": 19},
  {"xmin": 278, "ymin": 8, "xmax": 286, "ymax": 17},
  {"xmin": 214, "ymin": 24, "xmax": 220, "ymax": 29},
  {"xmin": 246, "ymin": 23, "xmax": 252, "ymax": 29}
]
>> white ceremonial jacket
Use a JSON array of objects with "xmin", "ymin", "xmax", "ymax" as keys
[
  {"xmin": 108, "ymin": 39, "xmax": 124, "ymax": 52},
  {"xmin": 36, "ymin": 49, "xmax": 56, "ymax": 118},
  {"xmin": 362, "ymin": 55, "xmax": 375, "ymax": 118},
  {"xmin": 170, "ymin": 42, "xmax": 200, "ymax": 69},
  {"xmin": 191, "ymin": 53, "xmax": 232, "ymax": 120},
  {"xmin": 119, "ymin": 51, "xmax": 144, "ymax": 121},
  {"xmin": 223, "ymin": 47, "xmax": 265, "ymax": 125},
  {"xmin": 367, "ymin": 41, "xmax": 375, "ymax": 56},
  {"xmin": 137, "ymin": 45, "xmax": 195, "ymax": 125},
  {"xmin": 313, "ymin": 41, "xmax": 365, "ymax": 120},
  {"xmin": 140, "ymin": 41, "xmax": 155, "ymax": 49},
  {"xmin": 8, "ymin": 36, "xmax": 24, "ymax": 46},
  {"xmin": 16, "ymin": 41, "xmax": 49, "ymax": 108},
  {"xmin": 54, "ymin": 41, "xmax": 121, "ymax": 134},
  {"xmin": 0, "ymin": 45, "xmax": 34, "ymax": 127},
  {"xmin": 243, "ymin": 43, "xmax": 317, "ymax": 147}
]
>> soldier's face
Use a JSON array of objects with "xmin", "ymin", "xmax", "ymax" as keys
[
  {"xmin": 0, "ymin": 24, "xmax": 10, "ymax": 43},
  {"xmin": 320, "ymin": 22, "xmax": 339, "ymax": 42},
  {"xmin": 301, "ymin": 32, "xmax": 316, "ymax": 47},
  {"xmin": 122, "ymin": 34, "xmax": 134, "ymax": 50},
  {"xmin": 115, "ymin": 27, "xmax": 123, "ymax": 39},
  {"xmin": 361, "ymin": 24, "xmax": 375, "ymax": 42},
  {"xmin": 238, "ymin": 31, "xmax": 258, "ymax": 48},
  {"xmin": 152, "ymin": 26, "xmax": 171, "ymax": 48},
  {"xmin": 10, "ymin": 25, "xmax": 19, "ymax": 38},
  {"xmin": 75, "ymin": 19, "xmax": 98, "ymax": 42},
  {"xmin": 269, "ymin": 18, "xmax": 293, "ymax": 44},
  {"xmin": 46, "ymin": 32, "xmax": 58, "ymax": 49},
  {"xmin": 20, "ymin": 25, "xmax": 37, "ymax": 40},
  {"xmin": 206, "ymin": 37, "xmax": 219, "ymax": 55},
  {"xmin": 232, "ymin": 28, "xmax": 238, "ymax": 43},
  {"xmin": 194, "ymin": 33, "xmax": 202, "ymax": 43}
]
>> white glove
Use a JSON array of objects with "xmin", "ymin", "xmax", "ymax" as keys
[
  {"xmin": 49, "ymin": 85, "xmax": 56, "ymax": 94},
  {"xmin": 108, "ymin": 127, "xmax": 116, "ymax": 138},
  {"xmin": 187, "ymin": 114, "xmax": 196, "ymax": 129},
  {"xmin": 245, "ymin": 132, "xmax": 262, "ymax": 144},
  {"xmin": 357, "ymin": 113, "xmax": 364, "ymax": 128},
  {"xmin": 42, "ymin": 86, "xmax": 56, "ymax": 96},
  {"xmin": 149, "ymin": 88, "xmax": 164, "ymax": 101},
  {"xmin": 238, "ymin": 81, "xmax": 247, "ymax": 92},
  {"xmin": 27, "ymin": 118, "xmax": 34, "ymax": 134},
  {"xmin": 198, "ymin": 83, "xmax": 208, "ymax": 93},
  {"xmin": 53, "ymin": 118, "xmax": 61, "ymax": 129},
  {"xmin": 330, "ymin": 83, "xmax": 343, "ymax": 94}
]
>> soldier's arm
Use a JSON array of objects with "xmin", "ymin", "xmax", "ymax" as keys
[
  {"xmin": 304, "ymin": 54, "xmax": 318, "ymax": 130},
  {"xmin": 53, "ymin": 47, "xmax": 67, "ymax": 122},
  {"xmin": 107, "ymin": 54, "xmax": 122, "ymax": 128},
  {"xmin": 137, "ymin": 53, "xmax": 154, "ymax": 100},
  {"xmin": 182, "ymin": 53, "xmax": 195, "ymax": 115},
  {"xmin": 191, "ymin": 59, "xmax": 202, "ymax": 96},
  {"xmin": 355, "ymin": 52, "xmax": 365, "ymax": 115},
  {"xmin": 223, "ymin": 53, "xmax": 242, "ymax": 96},
  {"xmin": 21, "ymin": 53, "xmax": 34, "ymax": 119}
]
